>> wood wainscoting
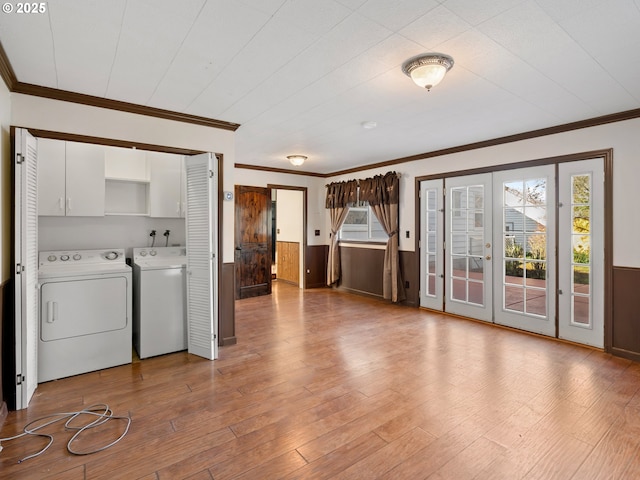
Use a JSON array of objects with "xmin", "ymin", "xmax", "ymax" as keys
[
  {"xmin": 219, "ymin": 263, "xmax": 236, "ymax": 346},
  {"xmin": 612, "ymin": 266, "xmax": 640, "ymax": 361},
  {"xmin": 305, "ymin": 245, "xmax": 328, "ymax": 288},
  {"xmin": 339, "ymin": 245, "xmax": 384, "ymax": 298},
  {"xmin": 276, "ymin": 241, "xmax": 300, "ymax": 286},
  {"xmin": 338, "ymin": 246, "xmax": 419, "ymax": 306},
  {"xmin": 0, "ymin": 279, "xmax": 6, "ymax": 427}
]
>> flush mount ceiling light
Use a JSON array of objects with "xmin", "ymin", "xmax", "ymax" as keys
[
  {"xmin": 402, "ymin": 53, "xmax": 454, "ymax": 91},
  {"xmin": 287, "ymin": 155, "xmax": 307, "ymax": 166}
]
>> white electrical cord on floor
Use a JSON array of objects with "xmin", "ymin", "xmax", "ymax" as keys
[{"xmin": 0, "ymin": 403, "xmax": 131, "ymax": 464}]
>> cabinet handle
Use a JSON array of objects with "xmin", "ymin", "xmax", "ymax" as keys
[
  {"xmin": 67, "ymin": 197, "xmax": 71, "ymax": 212},
  {"xmin": 47, "ymin": 301, "xmax": 58, "ymax": 323},
  {"xmin": 58, "ymin": 197, "xmax": 64, "ymax": 211},
  {"xmin": 177, "ymin": 201, "xmax": 180, "ymax": 214}
]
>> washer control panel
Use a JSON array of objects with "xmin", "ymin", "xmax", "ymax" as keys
[
  {"xmin": 39, "ymin": 249, "xmax": 126, "ymax": 268},
  {"xmin": 133, "ymin": 247, "xmax": 186, "ymax": 263}
]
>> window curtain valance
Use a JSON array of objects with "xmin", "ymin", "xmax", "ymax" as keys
[
  {"xmin": 324, "ymin": 172, "xmax": 405, "ymax": 303},
  {"xmin": 325, "ymin": 179, "xmax": 358, "ymax": 209}
]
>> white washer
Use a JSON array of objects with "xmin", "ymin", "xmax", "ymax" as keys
[
  {"xmin": 38, "ymin": 249, "xmax": 132, "ymax": 382},
  {"xmin": 133, "ymin": 247, "xmax": 187, "ymax": 359}
]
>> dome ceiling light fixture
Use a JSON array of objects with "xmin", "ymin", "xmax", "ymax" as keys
[
  {"xmin": 287, "ymin": 155, "xmax": 307, "ymax": 166},
  {"xmin": 402, "ymin": 53, "xmax": 454, "ymax": 91}
]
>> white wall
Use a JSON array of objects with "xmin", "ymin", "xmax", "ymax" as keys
[
  {"xmin": 275, "ymin": 189, "xmax": 304, "ymax": 286},
  {"xmin": 38, "ymin": 216, "xmax": 186, "ymax": 259},
  {"xmin": 0, "ymin": 81, "xmax": 10, "ymax": 282},
  {"xmin": 11, "ymin": 93, "xmax": 236, "ymax": 263},
  {"xmin": 326, "ymin": 118, "xmax": 640, "ymax": 268},
  {"xmin": 275, "ymin": 189, "xmax": 303, "ymax": 243}
]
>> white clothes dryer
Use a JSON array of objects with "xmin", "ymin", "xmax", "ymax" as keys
[
  {"xmin": 38, "ymin": 249, "xmax": 132, "ymax": 382},
  {"xmin": 133, "ymin": 247, "xmax": 187, "ymax": 359}
]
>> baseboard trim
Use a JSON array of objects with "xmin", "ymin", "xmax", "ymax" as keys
[
  {"xmin": 221, "ymin": 336, "xmax": 237, "ymax": 346},
  {"xmin": 610, "ymin": 347, "xmax": 640, "ymax": 364},
  {"xmin": 336, "ymin": 286, "xmax": 384, "ymax": 301}
]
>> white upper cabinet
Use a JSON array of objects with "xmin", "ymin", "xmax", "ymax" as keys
[
  {"xmin": 38, "ymin": 138, "xmax": 67, "ymax": 216},
  {"xmin": 65, "ymin": 142, "xmax": 106, "ymax": 217},
  {"xmin": 148, "ymin": 152, "xmax": 184, "ymax": 218},
  {"xmin": 38, "ymin": 140, "xmax": 105, "ymax": 217},
  {"xmin": 104, "ymin": 146, "xmax": 148, "ymax": 181}
]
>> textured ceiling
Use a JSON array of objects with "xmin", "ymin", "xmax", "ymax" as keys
[{"xmin": 1, "ymin": 0, "xmax": 640, "ymax": 173}]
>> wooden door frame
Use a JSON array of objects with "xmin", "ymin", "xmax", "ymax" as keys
[{"xmin": 267, "ymin": 184, "xmax": 308, "ymax": 289}]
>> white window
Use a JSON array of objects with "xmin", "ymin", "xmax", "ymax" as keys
[{"xmin": 340, "ymin": 205, "xmax": 387, "ymax": 241}]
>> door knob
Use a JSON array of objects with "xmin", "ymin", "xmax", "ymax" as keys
[
  {"xmin": 485, "ymin": 255, "xmax": 492, "ymax": 260},
  {"xmin": 235, "ymin": 247, "xmax": 242, "ymax": 251}
]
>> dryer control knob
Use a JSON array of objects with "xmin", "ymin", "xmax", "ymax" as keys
[
  {"xmin": 105, "ymin": 251, "xmax": 118, "ymax": 260},
  {"xmin": 73, "ymin": 254, "xmax": 81, "ymax": 261},
  {"xmin": 60, "ymin": 255, "xmax": 69, "ymax": 261},
  {"xmin": 47, "ymin": 255, "xmax": 57, "ymax": 262},
  {"xmin": 140, "ymin": 250, "xmax": 147, "ymax": 256},
  {"xmin": 149, "ymin": 250, "xmax": 157, "ymax": 256}
]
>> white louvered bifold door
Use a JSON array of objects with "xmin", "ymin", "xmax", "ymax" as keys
[
  {"xmin": 184, "ymin": 153, "xmax": 218, "ymax": 360},
  {"xmin": 14, "ymin": 128, "xmax": 38, "ymax": 409}
]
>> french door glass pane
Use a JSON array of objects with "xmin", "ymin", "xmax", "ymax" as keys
[
  {"xmin": 570, "ymin": 174, "xmax": 592, "ymax": 327},
  {"xmin": 502, "ymin": 178, "xmax": 547, "ymax": 317},
  {"xmin": 425, "ymin": 188, "xmax": 438, "ymax": 297},
  {"xmin": 450, "ymin": 184, "xmax": 485, "ymax": 306}
]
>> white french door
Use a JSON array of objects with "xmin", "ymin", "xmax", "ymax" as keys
[
  {"xmin": 493, "ymin": 166, "xmax": 556, "ymax": 336},
  {"xmin": 419, "ymin": 158, "xmax": 605, "ymax": 349},
  {"xmin": 419, "ymin": 179, "xmax": 444, "ymax": 310},
  {"xmin": 444, "ymin": 174, "xmax": 493, "ymax": 322},
  {"xmin": 558, "ymin": 159, "xmax": 604, "ymax": 347}
]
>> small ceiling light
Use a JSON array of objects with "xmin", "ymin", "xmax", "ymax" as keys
[
  {"xmin": 287, "ymin": 155, "xmax": 307, "ymax": 166},
  {"xmin": 361, "ymin": 121, "xmax": 377, "ymax": 129},
  {"xmin": 402, "ymin": 53, "xmax": 454, "ymax": 91}
]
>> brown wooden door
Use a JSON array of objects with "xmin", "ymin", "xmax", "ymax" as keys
[{"xmin": 235, "ymin": 185, "xmax": 272, "ymax": 299}]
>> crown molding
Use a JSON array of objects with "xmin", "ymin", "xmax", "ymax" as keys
[
  {"xmin": 237, "ymin": 107, "xmax": 640, "ymax": 178},
  {"xmin": 22, "ymin": 127, "xmax": 206, "ymax": 155},
  {"xmin": 12, "ymin": 82, "xmax": 240, "ymax": 131},
  {"xmin": 234, "ymin": 163, "xmax": 326, "ymax": 178},
  {"xmin": 0, "ymin": 39, "xmax": 239, "ymax": 131},
  {"xmin": 326, "ymin": 107, "xmax": 640, "ymax": 177},
  {"xmin": 0, "ymin": 41, "xmax": 17, "ymax": 90}
]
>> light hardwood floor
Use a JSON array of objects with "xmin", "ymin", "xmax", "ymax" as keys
[{"xmin": 2, "ymin": 282, "xmax": 640, "ymax": 479}]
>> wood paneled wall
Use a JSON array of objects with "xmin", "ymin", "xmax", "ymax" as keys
[
  {"xmin": 339, "ymin": 246, "xmax": 384, "ymax": 298},
  {"xmin": 0, "ymin": 279, "xmax": 6, "ymax": 426},
  {"xmin": 220, "ymin": 263, "xmax": 236, "ymax": 346},
  {"xmin": 305, "ymin": 245, "xmax": 328, "ymax": 288},
  {"xmin": 276, "ymin": 241, "xmax": 300, "ymax": 285},
  {"xmin": 612, "ymin": 266, "xmax": 640, "ymax": 362},
  {"xmin": 337, "ymin": 246, "xmax": 418, "ymax": 306}
]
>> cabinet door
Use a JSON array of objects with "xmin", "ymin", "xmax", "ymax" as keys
[
  {"xmin": 148, "ymin": 152, "xmax": 182, "ymax": 218},
  {"xmin": 65, "ymin": 141, "xmax": 105, "ymax": 216},
  {"xmin": 37, "ymin": 138, "xmax": 66, "ymax": 216},
  {"xmin": 104, "ymin": 146, "xmax": 148, "ymax": 181}
]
